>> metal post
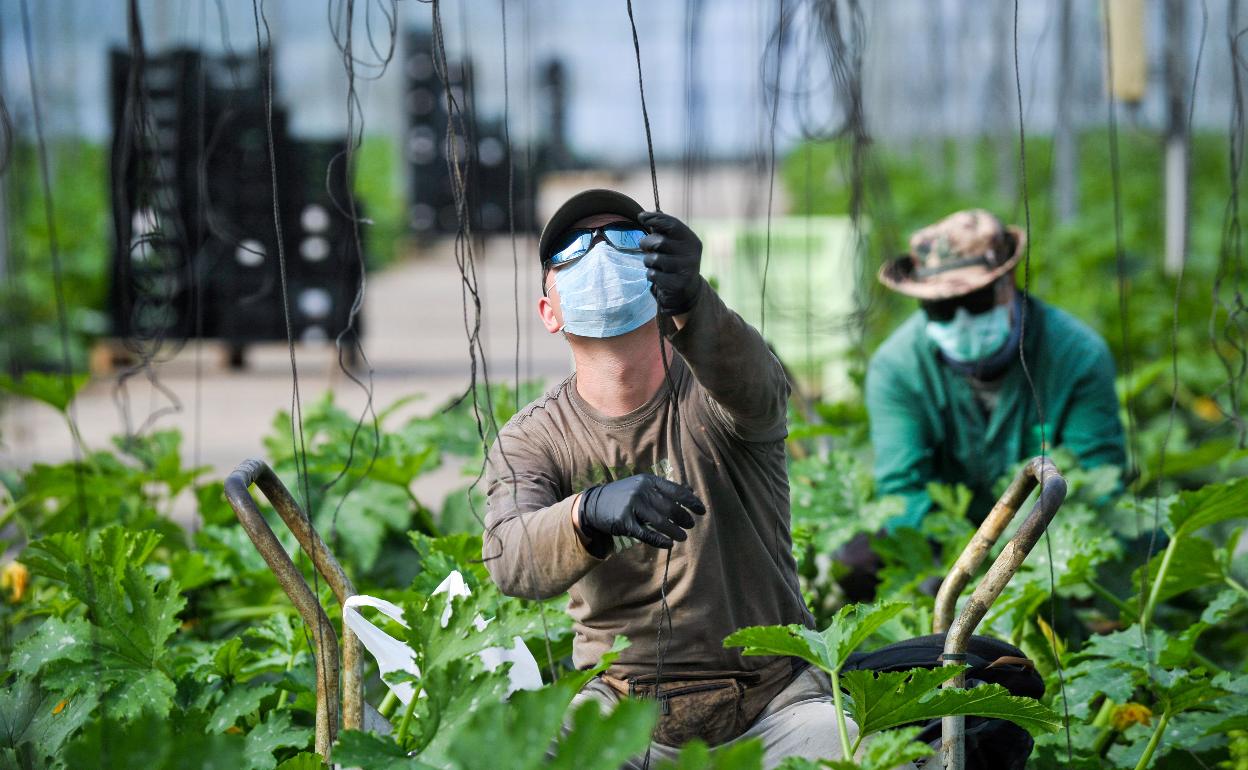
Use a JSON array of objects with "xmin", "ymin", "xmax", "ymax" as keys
[
  {"xmin": 1053, "ymin": 0, "xmax": 1079, "ymax": 224},
  {"xmin": 1163, "ymin": 0, "xmax": 1189, "ymax": 275},
  {"xmin": 934, "ymin": 457, "xmax": 1068, "ymax": 770},
  {"xmin": 224, "ymin": 459, "xmax": 365, "ymax": 759}
]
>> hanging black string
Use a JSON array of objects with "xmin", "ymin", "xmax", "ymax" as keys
[
  {"xmin": 498, "ymin": 0, "xmax": 559, "ymax": 682},
  {"xmin": 627, "ymin": 0, "xmax": 661, "ymax": 213},
  {"xmin": 1011, "ymin": 1, "xmax": 1072, "ymax": 762},
  {"xmin": 1099, "ymin": 0, "xmax": 1158, "ymax": 671},
  {"xmin": 809, "ymin": 0, "xmax": 880, "ymax": 355},
  {"xmin": 109, "ymin": 0, "xmax": 188, "ymax": 442},
  {"xmin": 17, "ymin": 0, "xmax": 105, "ymax": 760},
  {"xmin": 1153, "ymin": 0, "xmax": 1209, "ymax": 637},
  {"xmin": 250, "ymin": 0, "xmax": 327, "ymax": 707},
  {"xmin": 501, "ymin": 0, "xmax": 522, "ymax": 416},
  {"xmin": 759, "ymin": 0, "xmax": 786, "ymax": 338},
  {"xmin": 320, "ymin": 0, "xmax": 391, "ymax": 555},
  {"xmin": 423, "ymin": 0, "xmax": 557, "ymax": 681},
  {"xmin": 0, "ymin": 69, "xmax": 12, "ymax": 177},
  {"xmin": 623, "ymin": 3, "xmax": 682, "ymax": 766}
]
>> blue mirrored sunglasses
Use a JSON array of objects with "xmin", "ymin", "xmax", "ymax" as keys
[{"xmin": 546, "ymin": 223, "xmax": 646, "ymax": 268}]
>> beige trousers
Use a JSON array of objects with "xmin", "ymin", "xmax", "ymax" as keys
[{"xmin": 569, "ymin": 666, "xmax": 920, "ymax": 769}]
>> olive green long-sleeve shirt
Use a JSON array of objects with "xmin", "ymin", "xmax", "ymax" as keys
[
  {"xmin": 865, "ymin": 297, "xmax": 1126, "ymax": 528},
  {"xmin": 482, "ymin": 280, "xmax": 812, "ymax": 678}
]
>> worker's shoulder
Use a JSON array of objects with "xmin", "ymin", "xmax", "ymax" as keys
[
  {"xmin": 1035, "ymin": 299, "xmax": 1113, "ymax": 365},
  {"xmin": 498, "ymin": 374, "xmax": 576, "ymax": 437},
  {"xmin": 868, "ymin": 310, "xmax": 928, "ymax": 374}
]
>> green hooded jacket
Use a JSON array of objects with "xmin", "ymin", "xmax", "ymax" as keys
[{"xmin": 865, "ymin": 296, "xmax": 1126, "ymax": 528}]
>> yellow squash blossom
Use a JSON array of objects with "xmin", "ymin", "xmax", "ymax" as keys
[
  {"xmin": 1, "ymin": 561, "xmax": 29, "ymax": 603},
  {"xmin": 1111, "ymin": 702, "xmax": 1153, "ymax": 731}
]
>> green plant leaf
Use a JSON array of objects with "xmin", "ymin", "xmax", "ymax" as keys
[
  {"xmin": 64, "ymin": 714, "xmax": 248, "ymax": 769},
  {"xmin": 275, "ymin": 752, "xmax": 325, "ymax": 770},
  {"xmin": 1153, "ymin": 668, "xmax": 1230, "ymax": 714},
  {"xmin": 1162, "ymin": 588, "xmax": 1244, "ymax": 667},
  {"xmin": 841, "ymin": 667, "xmax": 1062, "ymax": 737},
  {"xmin": 725, "ymin": 602, "xmax": 907, "ymax": 675},
  {"xmin": 244, "ymin": 710, "xmax": 314, "ymax": 770},
  {"xmin": 407, "ymin": 659, "xmax": 513, "ymax": 760},
  {"xmin": 0, "ymin": 371, "xmax": 89, "ymax": 412},
  {"xmin": 1168, "ymin": 476, "xmax": 1248, "ymax": 538},
  {"xmin": 335, "ymin": 729, "xmax": 437, "ymax": 769},
  {"xmin": 0, "ymin": 676, "xmax": 100, "ymax": 762},
  {"xmin": 1132, "ymin": 534, "xmax": 1224, "ymax": 604},
  {"xmin": 18, "ymin": 526, "xmax": 185, "ymax": 721},
  {"xmin": 818, "ymin": 725, "xmax": 934, "ymax": 770},
  {"xmin": 209, "ymin": 684, "xmax": 276, "ymax": 734},
  {"xmin": 106, "ymin": 668, "xmax": 177, "ymax": 721},
  {"xmin": 657, "ymin": 738, "xmax": 766, "ymax": 769},
  {"xmin": 9, "ymin": 615, "xmax": 94, "ymax": 675},
  {"xmin": 547, "ymin": 696, "xmax": 656, "ymax": 770},
  {"xmin": 441, "ymin": 680, "xmax": 654, "ymax": 770}
]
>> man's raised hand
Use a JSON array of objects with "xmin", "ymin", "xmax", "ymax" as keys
[{"xmin": 638, "ymin": 211, "xmax": 703, "ymax": 316}]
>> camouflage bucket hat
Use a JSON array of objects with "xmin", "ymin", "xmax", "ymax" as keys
[{"xmin": 877, "ymin": 209, "xmax": 1026, "ymax": 300}]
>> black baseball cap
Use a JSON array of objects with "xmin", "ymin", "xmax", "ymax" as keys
[{"xmin": 538, "ymin": 189, "xmax": 645, "ymax": 265}]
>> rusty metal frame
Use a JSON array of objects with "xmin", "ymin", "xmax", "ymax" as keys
[
  {"xmin": 933, "ymin": 456, "xmax": 1068, "ymax": 770},
  {"xmin": 224, "ymin": 458, "xmax": 364, "ymax": 759}
]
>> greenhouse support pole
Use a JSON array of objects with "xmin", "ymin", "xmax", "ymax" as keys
[
  {"xmin": 1163, "ymin": 0, "xmax": 1189, "ymax": 276},
  {"xmin": 1054, "ymin": 0, "xmax": 1079, "ymax": 224}
]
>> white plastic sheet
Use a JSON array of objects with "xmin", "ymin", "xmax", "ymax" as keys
[{"xmin": 342, "ymin": 570, "xmax": 542, "ymax": 706}]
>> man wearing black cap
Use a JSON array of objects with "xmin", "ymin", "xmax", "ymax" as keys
[{"xmin": 482, "ymin": 190, "xmax": 855, "ymax": 765}]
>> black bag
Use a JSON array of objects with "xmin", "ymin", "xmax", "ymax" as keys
[{"xmin": 842, "ymin": 633, "xmax": 1043, "ymax": 770}]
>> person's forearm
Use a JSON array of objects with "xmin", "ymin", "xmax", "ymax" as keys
[
  {"xmin": 666, "ymin": 281, "xmax": 787, "ymax": 433},
  {"xmin": 485, "ymin": 495, "xmax": 602, "ymax": 599}
]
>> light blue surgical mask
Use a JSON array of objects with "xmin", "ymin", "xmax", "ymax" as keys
[
  {"xmin": 554, "ymin": 242, "xmax": 657, "ymax": 338},
  {"xmin": 925, "ymin": 304, "xmax": 1011, "ymax": 363}
]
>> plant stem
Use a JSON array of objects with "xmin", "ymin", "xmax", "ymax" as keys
[
  {"xmin": 0, "ymin": 502, "xmax": 17, "ymax": 531},
  {"xmin": 1086, "ymin": 577, "xmax": 1136, "ymax": 619},
  {"xmin": 1226, "ymin": 575, "xmax": 1248, "ymax": 599},
  {"xmin": 1133, "ymin": 709, "xmax": 1170, "ymax": 770},
  {"xmin": 1090, "ymin": 698, "xmax": 1117, "ymax": 755},
  {"xmin": 394, "ymin": 685, "xmax": 421, "ymax": 747},
  {"xmin": 207, "ymin": 605, "xmax": 293, "ymax": 623},
  {"xmin": 377, "ymin": 689, "xmax": 399, "ymax": 720},
  {"xmin": 829, "ymin": 669, "xmax": 855, "ymax": 761},
  {"xmin": 1141, "ymin": 537, "xmax": 1179, "ymax": 632}
]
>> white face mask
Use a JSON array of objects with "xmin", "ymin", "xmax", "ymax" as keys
[
  {"xmin": 553, "ymin": 242, "xmax": 657, "ymax": 338},
  {"xmin": 924, "ymin": 304, "xmax": 1011, "ymax": 363}
]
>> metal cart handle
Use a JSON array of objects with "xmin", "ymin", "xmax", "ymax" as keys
[
  {"xmin": 933, "ymin": 456, "xmax": 1068, "ymax": 770},
  {"xmin": 224, "ymin": 458, "xmax": 364, "ymax": 760}
]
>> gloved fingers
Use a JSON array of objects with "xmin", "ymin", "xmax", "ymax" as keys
[
  {"xmin": 643, "ymin": 250, "xmax": 695, "ymax": 271},
  {"xmin": 643, "ymin": 487, "xmax": 696, "ymax": 529},
  {"xmin": 649, "ymin": 477, "xmax": 707, "ymax": 514},
  {"xmin": 640, "ymin": 237, "xmax": 696, "ymax": 262},
  {"xmin": 629, "ymin": 520, "xmax": 675, "ymax": 549},
  {"xmin": 638, "ymin": 211, "xmax": 696, "ymax": 241},
  {"xmin": 637, "ymin": 509, "xmax": 689, "ymax": 543},
  {"xmin": 639, "ymin": 233, "xmax": 666, "ymax": 253},
  {"xmin": 646, "ymin": 269, "xmax": 691, "ymax": 291}
]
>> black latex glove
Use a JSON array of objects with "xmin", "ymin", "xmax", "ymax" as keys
[
  {"xmin": 638, "ymin": 211, "xmax": 703, "ymax": 316},
  {"xmin": 579, "ymin": 473, "xmax": 706, "ymax": 550}
]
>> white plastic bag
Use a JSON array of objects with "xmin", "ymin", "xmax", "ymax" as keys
[{"xmin": 342, "ymin": 570, "xmax": 542, "ymax": 706}]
